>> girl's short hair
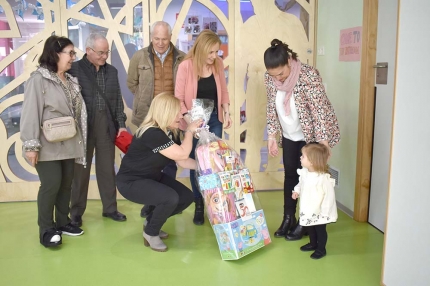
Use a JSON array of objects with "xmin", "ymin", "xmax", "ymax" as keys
[
  {"xmin": 185, "ymin": 29, "xmax": 222, "ymax": 79},
  {"xmin": 39, "ymin": 35, "xmax": 74, "ymax": 73},
  {"xmin": 302, "ymin": 143, "xmax": 330, "ymax": 174},
  {"xmin": 136, "ymin": 92, "xmax": 180, "ymax": 138}
]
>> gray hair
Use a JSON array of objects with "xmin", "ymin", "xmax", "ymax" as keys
[
  {"xmin": 150, "ymin": 21, "xmax": 172, "ymax": 35},
  {"xmin": 85, "ymin": 33, "xmax": 107, "ymax": 48}
]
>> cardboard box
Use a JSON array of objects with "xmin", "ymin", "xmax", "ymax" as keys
[{"xmin": 212, "ymin": 209, "xmax": 271, "ymax": 260}]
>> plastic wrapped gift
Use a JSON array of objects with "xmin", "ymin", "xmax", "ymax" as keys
[
  {"xmin": 189, "ymin": 99, "xmax": 214, "ymax": 139},
  {"xmin": 194, "ymin": 126, "xmax": 272, "ymax": 260}
]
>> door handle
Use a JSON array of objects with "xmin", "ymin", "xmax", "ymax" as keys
[
  {"xmin": 374, "ymin": 62, "xmax": 388, "ymax": 84},
  {"xmin": 373, "ymin": 63, "xmax": 388, "ymax": 68}
]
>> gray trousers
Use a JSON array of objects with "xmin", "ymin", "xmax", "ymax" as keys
[
  {"xmin": 70, "ymin": 109, "xmax": 117, "ymax": 217},
  {"xmin": 35, "ymin": 159, "xmax": 74, "ymax": 235}
]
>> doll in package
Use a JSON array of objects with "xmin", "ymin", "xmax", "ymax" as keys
[
  {"xmin": 191, "ymin": 99, "xmax": 271, "ymax": 260},
  {"xmin": 191, "ymin": 99, "xmax": 262, "ymax": 225}
]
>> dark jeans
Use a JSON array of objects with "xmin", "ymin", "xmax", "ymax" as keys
[
  {"xmin": 306, "ymin": 224, "xmax": 328, "ymax": 253},
  {"xmin": 117, "ymin": 174, "xmax": 193, "ymax": 236},
  {"xmin": 162, "ymin": 161, "xmax": 177, "ymax": 179},
  {"xmin": 189, "ymin": 111, "xmax": 223, "ymax": 199},
  {"xmin": 282, "ymin": 137, "xmax": 306, "ymax": 215},
  {"xmin": 35, "ymin": 159, "xmax": 74, "ymax": 236}
]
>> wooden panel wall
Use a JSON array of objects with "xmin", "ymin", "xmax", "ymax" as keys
[{"xmin": 0, "ymin": 0, "xmax": 315, "ymax": 202}]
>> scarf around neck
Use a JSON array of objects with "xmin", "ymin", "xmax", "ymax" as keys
[{"xmin": 272, "ymin": 59, "xmax": 301, "ymax": 116}]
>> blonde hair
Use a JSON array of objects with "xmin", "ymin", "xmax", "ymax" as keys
[
  {"xmin": 135, "ymin": 92, "xmax": 180, "ymax": 138},
  {"xmin": 301, "ymin": 143, "xmax": 330, "ymax": 174},
  {"xmin": 184, "ymin": 29, "xmax": 222, "ymax": 79}
]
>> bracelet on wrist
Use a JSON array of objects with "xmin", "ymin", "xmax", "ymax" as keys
[{"xmin": 268, "ymin": 137, "xmax": 276, "ymax": 141}]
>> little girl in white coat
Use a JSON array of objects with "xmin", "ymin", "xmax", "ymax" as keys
[{"xmin": 292, "ymin": 143, "xmax": 337, "ymax": 259}]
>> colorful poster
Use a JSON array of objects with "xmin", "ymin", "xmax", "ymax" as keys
[{"xmin": 339, "ymin": 26, "xmax": 362, "ymax": 62}]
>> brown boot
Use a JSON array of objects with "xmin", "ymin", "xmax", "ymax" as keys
[{"xmin": 142, "ymin": 231, "xmax": 167, "ymax": 252}]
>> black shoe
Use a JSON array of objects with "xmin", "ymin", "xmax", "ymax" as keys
[
  {"xmin": 300, "ymin": 243, "xmax": 317, "ymax": 252},
  {"xmin": 193, "ymin": 197, "xmax": 204, "ymax": 225},
  {"xmin": 71, "ymin": 215, "xmax": 82, "ymax": 227},
  {"xmin": 40, "ymin": 229, "xmax": 62, "ymax": 248},
  {"xmin": 58, "ymin": 223, "xmax": 84, "ymax": 236},
  {"xmin": 286, "ymin": 221, "xmax": 307, "ymax": 241},
  {"xmin": 102, "ymin": 210, "xmax": 127, "ymax": 222},
  {"xmin": 274, "ymin": 215, "xmax": 296, "ymax": 237},
  {"xmin": 140, "ymin": 205, "xmax": 155, "ymax": 218},
  {"xmin": 310, "ymin": 250, "xmax": 326, "ymax": 259}
]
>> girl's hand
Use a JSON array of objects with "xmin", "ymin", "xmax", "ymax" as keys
[
  {"xmin": 25, "ymin": 151, "xmax": 39, "ymax": 167},
  {"xmin": 292, "ymin": 192, "xmax": 299, "ymax": 200},
  {"xmin": 268, "ymin": 139, "xmax": 278, "ymax": 157},
  {"xmin": 224, "ymin": 112, "xmax": 232, "ymax": 129}
]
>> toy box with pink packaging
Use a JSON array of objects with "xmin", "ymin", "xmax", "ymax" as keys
[{"xmin": 195, "ymin": 136, "xmax": 272, "ymax": 260}]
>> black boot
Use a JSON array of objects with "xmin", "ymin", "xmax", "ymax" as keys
[
  {"xmin": 274, "ymin": 214, "xmax": 296, "ymax": 237},
  {"xmin": 286, "ymin": 220, "xmax": 308, "ymax": 241},
  {"xmin": 193, "ymin": 197, "xmax": 204, "ymax": 225},
  {"xmin": 140, "ymin": 205, "xmax": 155, "ymax": 218}
]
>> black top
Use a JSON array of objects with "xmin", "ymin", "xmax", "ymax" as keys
[
  {"xmin": 197, "ymin": 73, "xmax": 218, "ymax": 110},
  {"xmin": 117, "ymin": 127, "xmax": 174, "ymax": 182}
]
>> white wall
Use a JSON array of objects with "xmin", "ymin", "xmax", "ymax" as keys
[
  {"xmin": 316, "ymin": 0, "xmax": 363, "ymax": 214},
  {"xmin": 383, "ymin": 0, "xmax": 430, "ymax": 284}
]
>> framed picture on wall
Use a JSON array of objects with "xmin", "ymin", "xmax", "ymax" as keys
[
  {"xmin": 203, "ymin": 17, "xmax": 218, "ymax": 33},
  {"xmin": 185, "ymin": 15, "xmax": 201, "ymax": 35}
]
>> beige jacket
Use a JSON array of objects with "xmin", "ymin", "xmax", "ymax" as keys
[
  {"xmin": 20, "ymin": 68, "xmax": 87, "ymax": 165},
  {"xmin": 127, "ymin": 43, "xmax": 185, "ymax": 127}
]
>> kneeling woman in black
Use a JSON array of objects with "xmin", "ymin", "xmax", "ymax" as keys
[{"xmin": 116, "ymin": 92, "xmax": 202, "ymax": 252}]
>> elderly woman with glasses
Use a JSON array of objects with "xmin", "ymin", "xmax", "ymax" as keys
[
  {"xmin": 20, "ymin": 35, "xmax": 88, "ymax": 248},
  {"xmin": 263, "ymin": 39, "xmax": 340, "ymax": 241}
]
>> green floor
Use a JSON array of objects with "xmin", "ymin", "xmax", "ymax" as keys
[{"xmin": 0, "ymin": 191, "xmax": 383, "ymax": 286}]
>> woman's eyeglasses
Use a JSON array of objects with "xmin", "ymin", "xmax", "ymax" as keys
[
  {"xmin": 90, "ymin": 48, "xmax": 110, "ymax": 56},
  {"xmin": 61, "ymin": 50, "xmax": 77, "ymax": 57}
]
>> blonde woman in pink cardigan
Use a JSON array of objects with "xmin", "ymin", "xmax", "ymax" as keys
[{"xmin": 175, "ymin": 29, "xmax": 232, "ymax": 225}]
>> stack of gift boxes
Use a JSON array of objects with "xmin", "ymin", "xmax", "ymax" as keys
[{"xmin": 196, "ymin": 138, "xmax": 272, "ymax": 260}]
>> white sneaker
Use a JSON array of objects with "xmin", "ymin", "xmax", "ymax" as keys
[{"xmin": 50, "ymin": 234, "xmax": 61, "ymax": 243}]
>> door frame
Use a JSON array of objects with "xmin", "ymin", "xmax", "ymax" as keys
[{"xmin": 354, "ymin": 0, "xmax": 378, "ymax": 222}]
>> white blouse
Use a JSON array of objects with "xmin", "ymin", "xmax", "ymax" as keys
[
  {"xmin": 275, "ymin": 90, "xmax": 305, "ymax": 142},
  {"xmin": 293, "ymin": 168, "xmax": 338, "ymax": 226}
]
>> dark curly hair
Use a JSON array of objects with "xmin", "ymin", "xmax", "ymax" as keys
[
  {"xmin": 264, "ymin": 39, "xmax": 298, "ymax": 69},
  {"xmin": 38, "ymin": 35, "xmax": 74, "ymax": 73}
]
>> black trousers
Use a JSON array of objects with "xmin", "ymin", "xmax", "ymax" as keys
[
  {"xmin": 35, "ymin": 159, "xmax": 74, "ymax": 236},
  {"xmin": 306, "ymin": 224, "xmax": 328, "ymax": 253},
  {"xmin": 117, "ymin": 174, "xmax": 194, "ymax": 236},
  {"xmin": 71, "ymin": 109, "xmax": 117, "ymax": 216},
  {"xmin": 282, "ymin": 137, "xmax": 306, "ymax": 215}
]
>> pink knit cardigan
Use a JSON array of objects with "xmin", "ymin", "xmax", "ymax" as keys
[{"xmin": 175, "ymin": 57, "xmax": 230, "ymax": 131}]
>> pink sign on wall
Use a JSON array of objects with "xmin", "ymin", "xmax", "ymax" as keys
[{"xmin": 339, "ymin": 26, "xmax": 362, "ymax": 62}]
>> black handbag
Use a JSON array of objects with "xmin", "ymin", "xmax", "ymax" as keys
[{"xmin": 79, "ymin": 61, "xmax": 118, "ymax": 143}]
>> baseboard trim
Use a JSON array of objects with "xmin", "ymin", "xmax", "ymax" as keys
[{"xmin": 337, "ymin": 200, "xmax": 354, "ymax": 218}]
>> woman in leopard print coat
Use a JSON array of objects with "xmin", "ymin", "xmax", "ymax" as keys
[{"xmin": 263, "ymin": 39, "xmax": 340, "ymax": 241}]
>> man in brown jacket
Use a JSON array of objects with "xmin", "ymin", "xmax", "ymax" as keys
[{"xmin": 127, "ymin": 21, "xmax": 185, "ymax": 217}]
